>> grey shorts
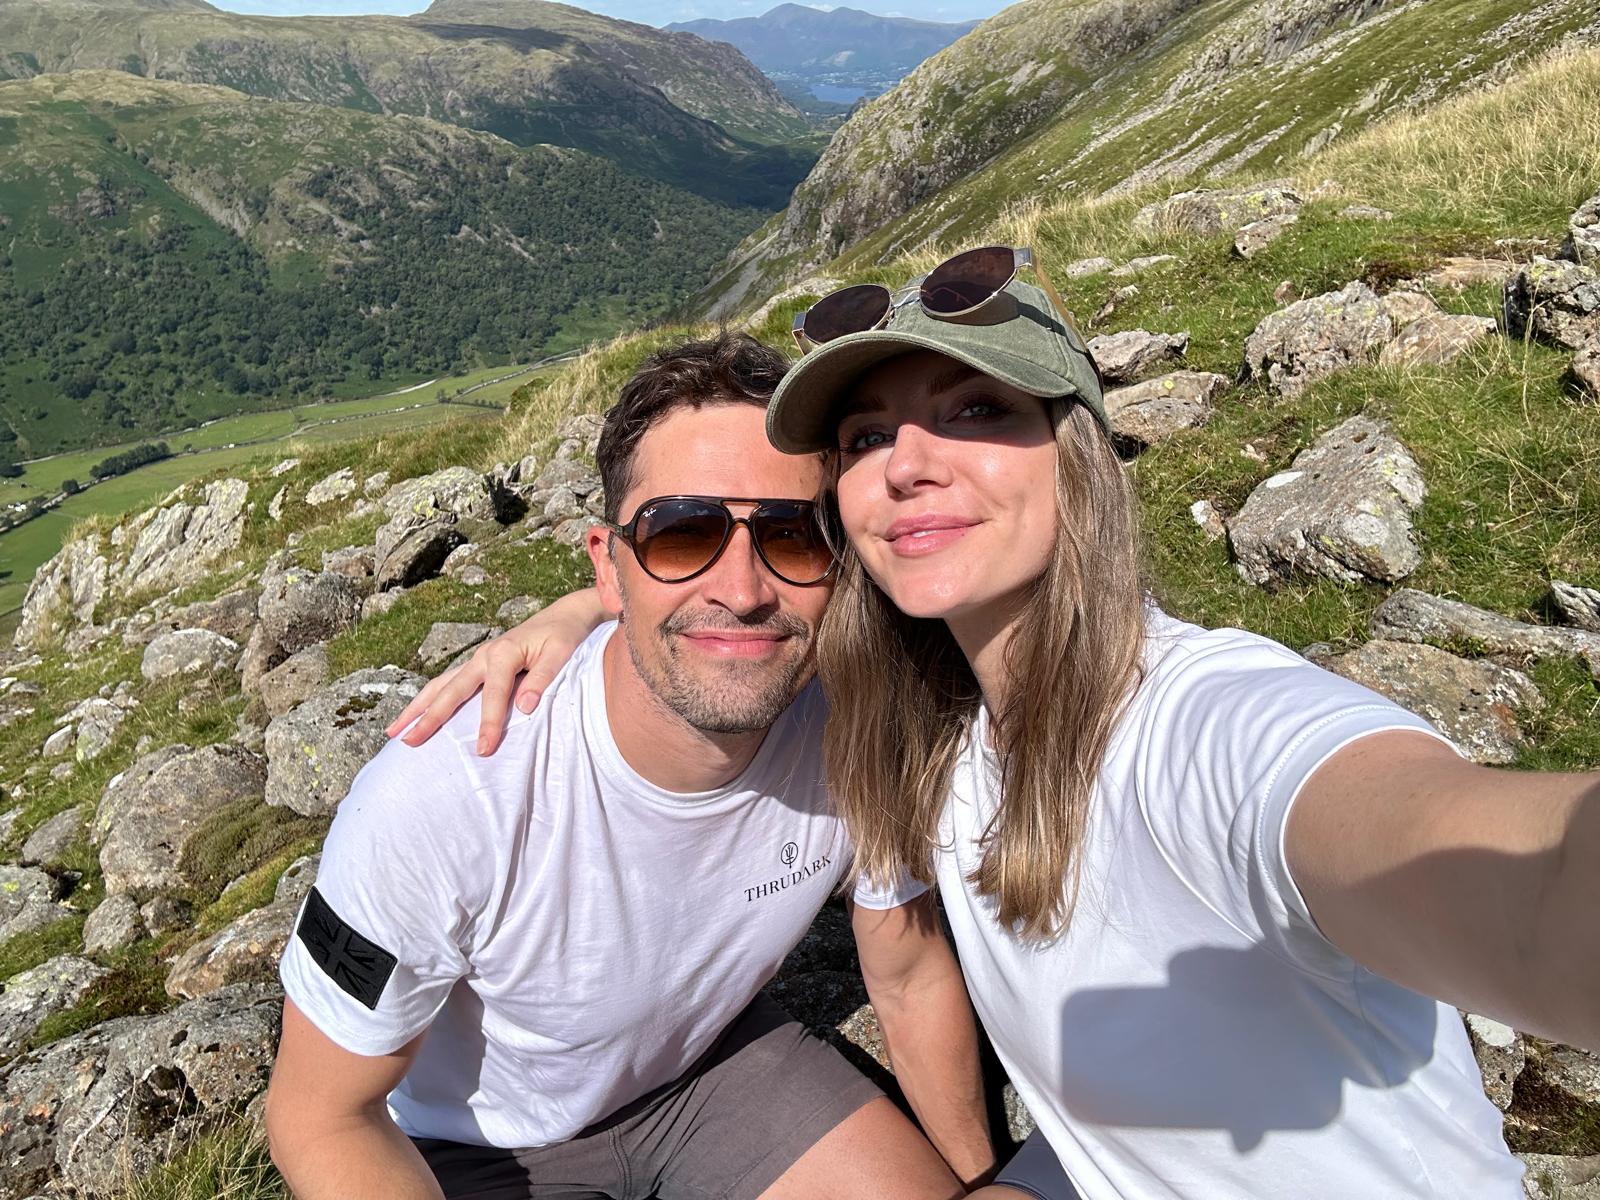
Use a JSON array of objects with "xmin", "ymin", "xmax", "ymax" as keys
[
  {"xmin": 413, "ymin": 993, "xmax": 883, "ymax": 1200},
  {"xmin": 993, "ymin": 1130, "xmax": 1079, "ymax": 1200}
]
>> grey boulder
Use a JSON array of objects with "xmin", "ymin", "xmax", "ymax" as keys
[
  {"xmin": 1503, "ymin": 257, "xmax": 1600, "ymax": 351},
  {"xmin": 381, "ymin": 466, "xmax": 503, "ymax": 526},
  {"xmin": 0, "ymin": 865, "xmax": 66, "ymax": 942},
  {"xmin": 1378, "ymin": 314, "xmax": 1498, "ymax": 368},
  {"xmin": 1559, "ymin": 191, "xmax": 1600, "ymax": 265},
  {"xmin": 20, "ymin": 806, "xmax": 84, "ymax": 868},
  {"xmin": 166, "ymin": 901, "xmax": 294, "ymax": 1000},
  {"xmin": 1571, "ymin": 346, "xmax": 1600, "ymax": 402},
  {"xmin": 81, "ymin": 893, "xmax": 146, "ymax": 956},
  {"xmin": 140, "ymin": 628, "xmax": 240, "ymax": 682},
  {"xmin": 1463, "ymin": 1013, "xmax": 1524, "ymax": 1110},
  {"xmin": 1245, "ymin": 282, "xmax": 1393, "ymax": 393},
  {"xmin": 0, "ymin": 956, "xmax": 106, "ymax": 1060},
  {"xmin": 256, "ymin": 643, "xmax": 331, "ymax": 719},
  {"xmin": 116, "ymin": 478, "xmax": 249, "ymax": 597},
  {"xmin": 264, "ymin": 667, "xmax": 424, "ymax": 816},
  {"xmin": 1321, "ymin": 640, "xmax": 1541, "ymax": 765},
  {"xmin": 1228, "ymin": 416, "xmax": 1425, "ymax": 588},
  {"xmin": 257, "ymin": 561, "xmax": 362, "ymax": 660},
  {"xmin": 1549, "ymin": 581, "xmax": 1600, "ymax": 632},
  {"xmin": 1370, "ymin": 589, "xmax": 1600, "ymax": 682},
  {"xmin": 375, "ymin": 518, "xmax": 465, "ymax": 591},
  {"xmin": 1131, "ymin": 183, "xmax": 1301, "ymax": 237},
  {"xmin": 1233, "ymin": 213, "xmax": 1297, "ymax": 258},
  {"xmin": 1086, "ymin": 329, "xmax": 1190, "ymax": 386},
  {"xmin": 304, "ymin": 467, "xmax": 357, "ymax": 506},
  {"xmin": 417, "ymin": 622, "xmax": 499, "ymax": 670},
  {"xmin": 1103, "ymin": 371, "xmax": 1230, "ymax": 449}
]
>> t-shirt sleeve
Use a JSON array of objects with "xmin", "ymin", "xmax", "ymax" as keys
[
  {"xmin": 280, "ymin": 736, "xmax": 491, "ymax": 1056},
  {"xmin": 848, "ymin": 867, "xmax": 931, "ymax": 910},
  {"xmin": 1133, "ymin": 632, "xmax": 1457, "ymax": 978}
]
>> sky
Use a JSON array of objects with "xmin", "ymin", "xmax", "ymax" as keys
[{"xmin": 210, "ymin": 1, "xmax": 1016, "ymax": 24}]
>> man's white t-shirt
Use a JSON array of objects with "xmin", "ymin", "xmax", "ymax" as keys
[
  {"xmin": 940, "ymin": 609, "xmax": 1524, "ymax": 1198},
  {"xmin": 280, "ymin": 623, "xmax": 923, "ymax": 1149}
]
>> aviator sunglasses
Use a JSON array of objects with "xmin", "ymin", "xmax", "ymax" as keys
[
  {"xmin": 792, "ymin": 245, "xmax": 1074, "ymax": 351},
  {"xmin": 607, "ymin": 496, "xmax": 836, "ymax": 586}
]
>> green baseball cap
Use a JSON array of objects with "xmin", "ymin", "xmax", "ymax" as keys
[{"xmin": 767, "ymin": 277, "xmax": 1106, "ymax": 454}]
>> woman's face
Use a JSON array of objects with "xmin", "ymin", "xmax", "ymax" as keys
[{"xmin": 832, "ymin": 349, "xmax": 1059, "ymax": 625}]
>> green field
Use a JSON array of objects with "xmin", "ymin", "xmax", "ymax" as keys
[{"xmin": 0, "ymin": 363, "xmax": 549, "ymax": 620}]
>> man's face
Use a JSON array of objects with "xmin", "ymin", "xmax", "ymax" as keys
[{"xmin": 587, "ymin": 402, "xmax": 832, "ymax": 735}]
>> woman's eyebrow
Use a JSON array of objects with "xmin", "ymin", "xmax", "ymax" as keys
[{"xmin": 927, "ymin": 364, "xmax": 984, "ymax": 396}]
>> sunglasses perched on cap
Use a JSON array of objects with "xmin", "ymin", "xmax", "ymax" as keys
[
  {"xmin": 792, "ymin": 245, "xmax": 1076, "ymax": 351},
  {"xmin": 607, "ymin": 496, "xmax": 836, "ymax": 587}
]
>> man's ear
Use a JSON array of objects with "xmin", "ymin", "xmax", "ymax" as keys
[{"xmin": 587, "ymin": 525, "xmax": 625, "ymax": 616}]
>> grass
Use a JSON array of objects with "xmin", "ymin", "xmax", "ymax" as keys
[
  {"xmin": 121, "ymin": 1125, "xmax": 286, "ymax": 1200},
  {"xmin": 0, "ymin": 913, "xmax": 85, "ymax": 981}
]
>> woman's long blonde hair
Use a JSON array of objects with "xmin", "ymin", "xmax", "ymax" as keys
[{"xmin": 819, "ymin": 399, "xmax": 1146, "ymax": 940}]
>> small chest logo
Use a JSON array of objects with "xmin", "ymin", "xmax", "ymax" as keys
[{"xmin": 780, "ymin": 841, "xmax": 799, "ymax": 866}]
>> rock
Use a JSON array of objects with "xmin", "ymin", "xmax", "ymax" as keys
[
  {"xmin": 1110, "ymin": 254, "xmax": 1177, "ymax": 278},
  {"xmin": 1571, "ymin": 346, "xmax": 1600, "ymax": 402},
  {"xmin": 1086, "ymin": 330, "xmax": 1189, "ymax": 385},
  {"xmin": 117, "ymin": 478, "xmax": 249, "ymax": 596},
  {"xmin": 552, "ymin": 516, "xmax": 601, "ymax": 549},
  {"xmin": 14, "ymin": 537, "xmax": 108, "ymax": 649},
  {"xmin": 1003, "ymin": 1083, "xmax": 1037, "ymax": 1143},
  {"xmin": 304, "ymin": 467, "xmax": 357, "ymax": 506},
  {"xmin": 1092, "ymin": 283, "xmax": 1139, "ymax": 326},
  {"xmin": 497, "ymin": 597, "xmax": 543, "ymax": 627},
  {"xmin": 20, "ymin": 806, "xmax": 84, "ymax": 868},
  {"xmin": 49, "ymin": 762, "xmax": 74, "ymax": 783},
  {"xmin": 95, "ymin": 744, "xmax": 267, "ymax": 898},
  {"xmin": 1463, "ymin": 1014, "xmax": 1523, "ymax": 1110},
  {"xmin": 362, "ymin": 589, "xmax": 404, "ymax": 620},
  {"xmin": 1503, "ymin": 257, "xmax": 1600, "ymax": 351},
  {"xmin": 835, "ymin": 1003, "xmax": 887, "ymax": 1069},
  {"xmin": 0, "ymin": 956, "xmax": 107, "ymax": 1059},
  {"xmin": 139, "ymin": 894, "xmax": 191, "ymax": 936},
  {"xmin": 1559, "ymin": 191, "xmax": 1600, "ymax": 265},
  {"xmin": 0, "ymin": 865, "xmax": 65, "ymax": 942},
  {"xmin": 1520, "ymin": 1154, "xmax": 1600, "ymax": 1199},
  {"xmin": 1103, "ymin": 371, "xmax": 1230, "ymax": 449},
  {"xmin": 264, "ymin": 667, "xmax": 424, "ymax": 816},
  {"xmin": 531, "ymin": 457, "xmax": 601, "ymax": 495},
  {"xmin": 81, "ymin": 893, "xmax": 146, "ymax": 955},
  {"xmin": 267, "ymin": 486, "xmax": 287, "ymax": 521},
  {"xmin": 124, "ymin": 587, "xmax": 261, "ymax": 648},
  {"xmin": 274, "ymin": 853, "xmax": 319, "ymax": 906},
  {"xmin": 1323, "ymin": 642, "xmax": 1541, "ymax": 764},
  {"xmin": 140, "ymin": 628, "xmax": 240, "ymax": 682},
  {"xmin": 1132, "ymin": 183, "xmax": 1301, "ymax": 237},
  {"xmin": 71, "ymin": 698, "xmax": 126, "ymax": 762},
  {"xmin": 321, "ymin": 544, "xmax": 376, "ymax": 582},
  {"xmin": 257, "ymin": 562, "xmax": 362, "ymax": 658},
  {"xmin": 1378, "ymin": 314, "xmax": 1498, "ymax": 368},
  {"xmin": 1543, "ymin": 1043, "xmax": 1600, "ymax": 1106},
  {"xmin": 417, "ymin": 622, "xmax": 499, "ymax": 669},
  {"xmin": 363, "ymin": 470, "xmax": 391, "ymax": 497},
  {"xmin": 1378, "ymin": 290, "xmax": 1442, "ymax": 329},
  {"xmin": 456, "ymin": 565, "xmax": 489, "ymax": 587},
  {"xmin": 42, "ymin": 725, "xmax": 74, "ymax": 757},
  {"xmin": 1549, "ymin": 581, "xmax": 1600, "ymax": 632},
  {"xmin": 1233, "ymin": 213, "xmax": 1297, "ymax": 258},
  {"xmin": 441, "ymin": 542, "xmax": 482, "ymax": 577},
  {"xmin": 1190, "ymin": 500, "xmax": 1226, "ymax": 541},
  {"xmin": 381, "ymin": 466, "xmax": 503, "ymax": 525},
  {"xmin": 375, "ymin": 519, "xmax": 465, "ymax": 591},
  {"xmin": 166, "ymin": 902, "xmax": 294, "ymax": 1000},
  {"xmin": 1228, "ymin": 416, "xmax": 1425, "ymax": 588},
  {"xmin": 1063, "ymin": 256, "xmax": 1114, "ymax": 277},
  {"xmin": 257, "ymin": 643, "xmax": 331, "ymax": 719},
  {"xmin": 1423, "ymin": 258, "xmax": 1515, "ymax": 292},
  {"xmin": 1338, "ymin": 204, "xmax": 1393, "ymax": 221},
  {"xmin": 1244, "ymin": 281, "xmax": 1393, "ymax": 393},
  {"xmin": 1370, "ymin": 589, "xmax": 1600, "ymax": 681},
  {"xmin": 0, "ymin": 983, "xmax": 280, "ymax": 1198},
  {"xmin": 269, "ymin": 457, "xmax": 300, "ymax": 477}
]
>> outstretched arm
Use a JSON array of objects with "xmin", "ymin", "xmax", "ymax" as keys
[
  {"xmin": 386, "ymin": 586, "xmax": 609, "ymax": 753},
  {"xmin": 852, "ymin": 895, "xmax": 996, "ymax": 1188},
  {"xmin": 1287, "ymin": 731, "xmax": 1600, "ymax": 1049}
]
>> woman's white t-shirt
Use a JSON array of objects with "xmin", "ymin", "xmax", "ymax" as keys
[{"xmin": 939, "ymin": 609, "xmax": 1523, "ymax": 1198}]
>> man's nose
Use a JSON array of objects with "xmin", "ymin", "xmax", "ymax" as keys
[{"xmin": 699, "ymin": 522, "xmax": 777, "ymax": 616}]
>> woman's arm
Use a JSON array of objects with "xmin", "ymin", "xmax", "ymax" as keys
[
  {"xmin": 1287, "ymin": 730, "xmax": 1600, "ymax": 1050},
  {"xmin": 385, "ymin": 586, "xmax": 608, "ymax": 753}
]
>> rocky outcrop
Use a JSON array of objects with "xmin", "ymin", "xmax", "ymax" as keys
[
  {"xmin": 1244, "ymin": 282, "xmax": 1395, "ymax": 393},
  {"xmin": 304, "ymin": 467, "xmax": 357, "ymax": 506},
  {"xmin": 0, "ymin": 956, "xmax": 107, "ymax": 1060},
  {"xmin": 1370, "ymin": 590, "xmax": 1600, "ymax": 681},
  {"xmin": 1087, "ymin": 329, "xmax": 1190, "ymax": 385},
  {"xmin": 1550, "ymin": 581, "xmax": 1600, "ymax": 632},
  {"xmin": 1103, "ymin": 371, "xmax": 1230, "ymax": 449},
  {"xmin": 256, "ymin": 644, "xmax": 331, "ymax": 719},
  {"xmin": 416, "ymin": 622, "xmax": 500, "ymax": 670},
  {"xmin": 81, "ymin": 893, "xmax": 146, "ymax": 956},
  {"xmin": 257, "ymin": 561, "xmax": 363, "ymax": 661},
  {"xmin": 1464, "ymin": 1014, "xmax": 1524, "ymax": 1111},
  {"xmin": 140, "ymin": 628, "xmax": 240, "ymax": 682},
  {"xmin": 264, "ymin": 668, "xmax": 424, "ymax": 817},
  {"xmin": 1559, "ymin": 191, "xmax": 1600, "ymax": 266},
  {"xmin": 166, "ymin": 855, "xmax": 318, "ymax": 1000},
  {"xmin": 13, "ymin": 538, "xmax": 107, "ymax": 650},
  {"xmin": 121, "ymin": 586, "xmax": 261, "ymax": 648},
  {"xmin": 1228, "ymin": 416, "xmax": 1425, "ymax": 587},
  {"xmin": 1378, "ymin": 314, "xmax": 1498, "ymax": 368},
  {"xmin": 0, "ymin": 984, "xmax": 280, "ymax": 1198},
  {"xmin": 1520, "ymin": 1154, "xmax": 1600, "ymax": 1200},
  {"xmin": 1234, "ymin": 213, "xmax": 1298, "ymax": 258},
  {"xmin": 1133, "ymin": 182, "xmax": 1302, "ymax": 237},
  {"xmin": 19, "ymin": 807, "xmax": 84, "ymax": 869},
  {"xmin": 94, "ymin": 743, "xmax": 267, "ymax": 898},
  {"xmin": 0, "ymin": 865, "xmax": 67, "ymax": 942},
  {"xmin": 1321, "ymin": 641, "xmax": 1541, "ymax": 765},
  {"xmin": 1503, "ymin": 257, "xmax": 1600, "ymax": 351}
]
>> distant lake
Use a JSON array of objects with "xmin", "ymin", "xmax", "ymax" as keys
[{"xmin": 810, "ymin": 84, "xmax": 875, "ymax": 104}]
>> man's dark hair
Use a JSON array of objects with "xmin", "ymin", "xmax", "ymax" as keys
[{"xmin": 597, "ymin": 331, "xmax": 790, "ymax": 522}]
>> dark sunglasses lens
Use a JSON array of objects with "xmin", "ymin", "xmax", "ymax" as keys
[
  {"xmin": 802, "ymin": 284, "xmax": 892, "ymax": 345},
  {"xmin": 921, "ymin": 245, "xmax": 1015, "ymax": 315},
  {"xmin": 633, "ymin": 501, "xmax": 729, "ymax": 581},
  {"xmin": 753, "ymin": 502, "xmax": 834, "ymax": 584}
]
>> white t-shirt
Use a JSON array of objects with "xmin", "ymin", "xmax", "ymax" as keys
[
  {"xmin": 280, "ymin": 623, "xmax": 923, "ymax": 1149},
  {"xmin": 940, "ymin": 609, "xmax": 1523, "ymax": 1198}
]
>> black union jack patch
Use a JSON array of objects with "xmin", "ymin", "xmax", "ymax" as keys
[{"xmin": 296, "ymin": 887, "xmax": 399, "ymax": 1011}]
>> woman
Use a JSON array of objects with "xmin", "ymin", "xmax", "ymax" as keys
[{"xmin": 391, "ymin": 251, "xmax": 1599, "ymax": 1198}]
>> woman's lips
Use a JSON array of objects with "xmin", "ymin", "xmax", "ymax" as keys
[{"xmin": 883, "ymin": 515, "xmax": 977, "ymax": 557}]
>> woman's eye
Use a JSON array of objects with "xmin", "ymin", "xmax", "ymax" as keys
[
  {"xmin": 842, "ymin": 428, "xmax": 890, "ymax": 452},
  {"xmin": 955, "ymin": 399, "xmax": 1010, "ymax": 421}
]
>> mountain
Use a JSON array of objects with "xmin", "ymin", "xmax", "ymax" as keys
[
  {"xmin": 0, "ymin": 71, "xmax": 766, "ymax": 456},
  {"xmin": 666, "ymin": 4, "xmax": 979, "ymax": 89},
  {"xmin": 0, "ymin": 0, "xmax": 815, "ymax": 205},
  {"xmin": 706, "ymin": 0, "xmax": 1600, "ymax": 314}
]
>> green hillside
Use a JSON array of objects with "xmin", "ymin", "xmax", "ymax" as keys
[
  {"xmin": 0, "ymin": 71, "xmax": 765, "ymax": 457},
  {"xmin": 709, "ymin": 0, "xmax": 1600, "ymax": 312}
]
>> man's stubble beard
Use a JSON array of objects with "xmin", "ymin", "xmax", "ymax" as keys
[{"xmin": 617, "ymin": 586, "xmax": 816, "ymax": 736}]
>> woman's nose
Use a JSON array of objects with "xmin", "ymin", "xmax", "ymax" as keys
[{"xmin": 883, "ymin": 422, "xmax": 950, "ymax": 494}]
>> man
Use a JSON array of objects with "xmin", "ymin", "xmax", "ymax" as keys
[{"xmin": 265, "ymin": 333, "xmax": 997, "ymax": 1200}]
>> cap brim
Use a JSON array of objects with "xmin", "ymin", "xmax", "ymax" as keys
[{"xmin": 768, "ymin": 329, "xmax": 1082, "ymax": 454}]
